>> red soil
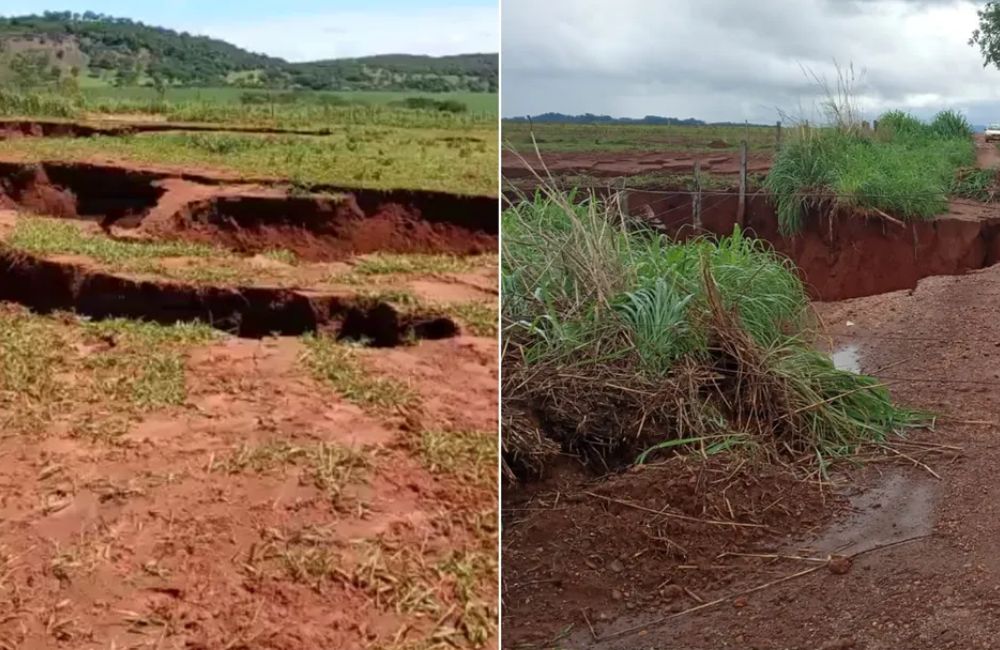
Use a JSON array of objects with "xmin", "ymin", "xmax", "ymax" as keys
[
  {"xmin": 0, "ymin": 325, "xmax": 498, "ymax": 649},
  {"xmin": 502, "ymin": 457, "xmax": 835, "ymax": 649},
  {"xmin": 504, "ymin": 262, "xmax": 1000, "ymax": 649},
  {"xmin": 0, "ymin": 161, "xmax": 499, "ymax": 263},
  {"xmin": 501, "ymin": 149, "xmax": 773, "ymax": 179},
  {"xmin": 627, "ymin": 191, "xmax": 1000, "ymax": 301}
]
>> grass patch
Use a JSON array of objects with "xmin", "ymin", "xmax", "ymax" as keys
[
  {"xmin": 0, "ymin": 88, "xmax": 496, "ymax": 129},
  {"xmin": 346, "ymin": 538, "xmax": 496, "ymax": 646},
  {"xmin": 353, "ymin": 253, "xmax": 494, "ymax": 276},
  {"xmin": 0, "ymin": 307, "xmax": 67, "ymax": 432},
  {"xmin": 952, "ymin": 167, "xmax": 1000, "ymax": 202},
  {"xmin": 502, "ymin": 189, "xmax": 926, "ymax": 479},
  {"xmin": 418, "ymin": 430, "xmax": 496, "ymax": 488},
  {"xmin": 217, "ymin": 440, "xmax": 373, "ymax": 509},
  {"xmin": 0, "ymin": 128, "xmax": 497, "ymax": 195},
  {"xmin": 765, "ymin": 109, "xmax": 976, "ymax": 233},
  {"xmin": 446, "ymin": 301, "xmax": 498, "ymax": 337},
  {"xmin": 0, "ymin": 308, "xmax": 217, "ymax": 439},
  {"xmin": 9, "ymin": 217, "xmax": 223, "ymax": 266},
  {"xmin": 301, "ymin": 335, "xmax": 417, "ymax": 417},
  {"xmin": 6, "ymin": 218, "xmax": 292, "ymax": 285},
  {"xmin": 260, "ymin": 249, "xmax": 299, "ymax": 265}
]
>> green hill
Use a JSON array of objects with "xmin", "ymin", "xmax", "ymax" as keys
[{"xmin": 0, "ymin": 11, "xmax": 498, "ymax": 93}]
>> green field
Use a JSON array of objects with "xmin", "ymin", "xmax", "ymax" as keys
[
  {"xmin": 0, "ymin": 89, "xmax": 496, "ymax": 130},
  {"xmin": 82, "ymin": 86, "xmax": 498, "ymax": 115},
  {"xmin": 502, "ymin": 121, "xmax": 780, "ymax": 154},
  {"xmin": 0, "ymin": 128, "xmax": 497, "ymax": 195}
]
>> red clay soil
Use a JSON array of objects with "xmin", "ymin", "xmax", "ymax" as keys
[
  {"xmin": 0, "ymin": 161, "xmax": 499, "ymax": 262},
  {"xmin": 0, "ymin": 318, "xmax": 498, "ymax": 650},
  {"xmin": 503, "ymin": 261, "xmax": 1000, "ymax": 649},
  {"xmin": 501, "ymin": 150, "xmax": 773, "ymax": 179},
  {"xmin": 502, "ymin": 457, "xmax": 835, "ymax": 649},
  {"xmin": 146, "ymin": 189, "xmax": 497, "ymax": 261},
  {"xmin": 623, "ymin": 190, "xmax": 1000, "ymax": 301}
]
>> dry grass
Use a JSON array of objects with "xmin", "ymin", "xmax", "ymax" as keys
[
  {"xmin": 0, "ymin": 308, "xmax": 217, "ymax": 439},
  {"xmin": 301, "ymin": 335, "xmax": 419, "ymax": 417},
  {"xmin": 215, "ymin": 440, "xmax": 375, "ymax": 510},
  {"xmin": 418, "ymin": 430, "xmax": 496, "ymax": 488}
]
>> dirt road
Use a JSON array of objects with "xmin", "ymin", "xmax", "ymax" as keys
[
  {"xmin": 505, "ymin": 261, "xmax": 1000, "ymax": 649},
  {"xmin": 975, "ymin": 132, "xmax": 1000, "ymax": 169}
]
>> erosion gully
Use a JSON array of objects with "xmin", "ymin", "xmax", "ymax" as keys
[
  {"xmin": 0, "ymin": 160, "xmax": 498, "ymax": 344},
  {"xmin": 504, "ymin": 188, "xmax": 1000, "ymax": 649}
]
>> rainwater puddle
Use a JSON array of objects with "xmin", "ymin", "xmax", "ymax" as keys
[
  {"xmin": 832, "ymin": 344, "xmax": 861, "ymax": 373},
  {"xmin": 806, "ymin": 471, "xmax": 936, "ymax": 556}
]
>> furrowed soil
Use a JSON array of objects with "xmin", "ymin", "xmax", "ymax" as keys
[{"xmin": 0, "ymin": 129, "xmax": 499, "ymax": 649}]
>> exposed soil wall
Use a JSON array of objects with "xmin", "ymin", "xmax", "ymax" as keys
[
  {"xmin": 624, "ymin": 190, "xmax": 1000, "ymax": 301},
  {"xmin": 0, "ymin": 161, "xmax": 499, "ymax": 260},
  {"xmin": 0, "ymin": 249, "xmax": 457, "ymax": 343},
  {"xmin": 152, "ymin": 193, "xmax": 497, "ymax": 261}
]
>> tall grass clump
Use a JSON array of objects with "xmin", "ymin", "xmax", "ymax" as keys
[
  {"xmin": 502, "ymin": 185, "xmax": 925, "ymax": 480},
  {"xmin": 765, "ymin": 109, "xmax": 976, "ymax": 234}
]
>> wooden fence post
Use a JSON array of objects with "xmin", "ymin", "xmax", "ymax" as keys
[
  {"xmin": 693, "ymin": 160, "xmax": 702, "ymax": 232},
  {"xmin": 775, "ymin": 120, "xmax": 782, "ymax": 152},
  {"xmin": 737, "ymin": 140, "xmax": 748, "ymax": 228}
]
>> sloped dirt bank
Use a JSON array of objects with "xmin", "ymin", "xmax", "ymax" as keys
[
  {"xmin": 0, "ymin": 248, "xmax": 457, "ymax": 343},
  {"xmin": 0, "ymin": 161, "xmax": 165, "ymax": 221},
  {"xmin": 149, "ymin": 192, "xmax": 497, "ymax": 261},
  {"xmin": 625, "ymin": 190, "xmax": 1000, "ymax": 301},
  {"xmin": 0, "ymin": 161, "xmax": 499, "ymax": 260}
]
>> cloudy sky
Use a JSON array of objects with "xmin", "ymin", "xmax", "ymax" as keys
[
  {"xmin": 2, "ymin": 1, "xmax": 498, "ymax": 60},
  {"xmin": 502, "ymin": 0, "xmax": 1000, "ymax": 124}
]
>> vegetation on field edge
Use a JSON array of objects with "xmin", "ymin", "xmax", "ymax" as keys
[{"xmin": 501, "ymin": 186, "xmax": 927, "ymax": 481}]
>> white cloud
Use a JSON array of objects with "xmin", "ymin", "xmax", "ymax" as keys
[
  {"xmin": 193, "ymin": 5, "xmax": 498, "ymax": 61},
  {"xmin": 501, "ymin": 0, "xmax": 1000, "ymax": 124}
]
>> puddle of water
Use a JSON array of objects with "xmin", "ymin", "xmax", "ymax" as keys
[
  {"xmin": 807, "ymin": 471, "xmax": 936, "ymax": 556},
  {"xmin": 832, "ymin": 344, "xmax": 861, "ymax": 373}
]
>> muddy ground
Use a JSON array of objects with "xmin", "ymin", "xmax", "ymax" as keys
[
  {"xmin": 0, "ymin": 126, "xmax": 499, "ymax": 649},
  {"xmin": 502, "ymin": 260, "xmax": 1000, "ymax": 649}
]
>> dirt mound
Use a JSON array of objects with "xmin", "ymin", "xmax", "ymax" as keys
[{"xmin": 502, "ymin": 456, "xmax": 835, "ymax": 648}]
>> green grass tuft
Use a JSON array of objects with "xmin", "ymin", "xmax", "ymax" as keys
[{"xmin": 764, "ymin": 110, "xmax": 976, "ymax": 234}]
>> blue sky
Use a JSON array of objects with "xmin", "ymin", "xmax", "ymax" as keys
[{"xmin": 1, "ymin": 1, "xmax": 499, "ymax": 60}]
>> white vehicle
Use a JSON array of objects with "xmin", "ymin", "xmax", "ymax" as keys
[{"xmin": 986, "ymin": 123, "xmax": 1000, "ymax": 142}]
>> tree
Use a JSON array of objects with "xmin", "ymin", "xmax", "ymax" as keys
[
  {"xmin": 971, "ymin": 2, "xmax": 1000, "ymax": 68},
  {"xmin": 151, "ymin": 74, "xmax": 167, "ymax": 101},
  {"xmin": 9, "ymin": 51, "xmax": 57, "ymax": 89}
]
